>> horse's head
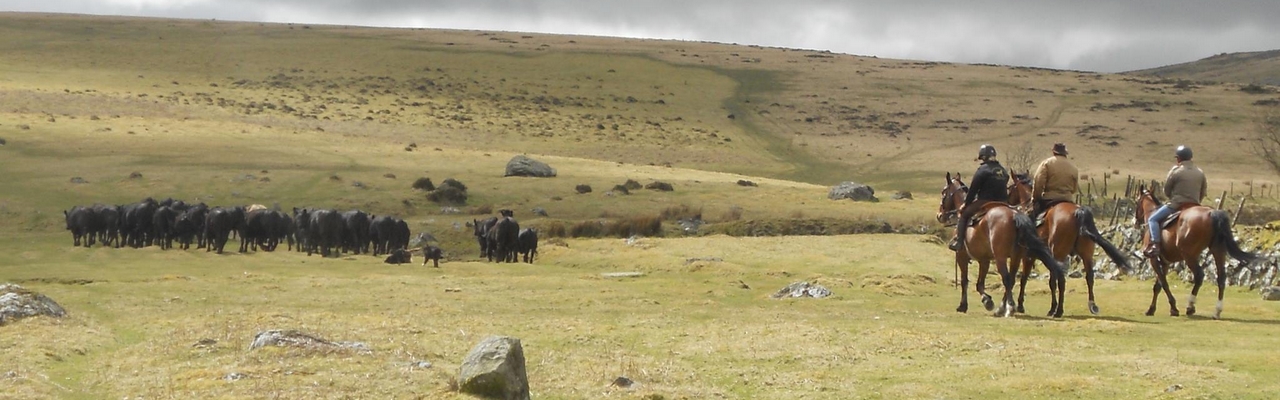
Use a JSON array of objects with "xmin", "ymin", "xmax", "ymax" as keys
[
  {"xmin": 937, "ymin": 172, "xmax": 967, "ymax": 224},
  {"xmin": 1133, "ymin": 185, "xmax": 1161, "ymax": 225},
  {"xmin": 1007, "ymin": 172, "xmax": 1032, "ymax": 208}
]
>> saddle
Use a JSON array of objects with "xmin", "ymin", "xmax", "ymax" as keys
[
  {"xmin": 1034, "ymin": 200, "xmax": 1072, "ymax": 227},
  {"xmin": 1159, "ymin": 203, "xmax": 1201, "ymax": 229},
  {"xmin": 969, "ymin": 202, "xmax": 1011, "ymax": 225}
]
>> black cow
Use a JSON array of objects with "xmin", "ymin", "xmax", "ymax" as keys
[
  {"xmin": 473, "ymin": 217, "xmax": 498, "ymax": 258},
  {"xmin": 121, "ymin": 198, "xmax": 158, "ymax": 248},
  {"xmin": 241, "ymin": 209, "xmax": 270, "ymax": 252},
  {"xmin": 64, "ymin": 206, "xmax": 94, "ymax": 247},
  {"xmin": 92, "ymin": 204, "xmax": 122, "ymax": 248},
  {"xmin": 151, "ymin": 206, "xmax": 178, "ymax": 250},
  {"xmin": 274, "ymin": 211, "xmax": 295, "ymax": 252},
  {"xmin": 173, "ymin": 204, "xmax": 208, "ymax": 250},
  {"xmin": 369, "ymin": 216, "xmax": 396, "ymax": 256},
  {"xmin": 293, "ymin": 208, "xmax": 312, "ymax": 253},
  {"xmin": 204, "ymin": 206, "xmax": 245, "ymax": 254},
  {"xmin": 393, "ymin": 218, "xmax": 411, "ymax": 251},
  {"xmin": 421, "ymin": 245, "xmax": 443, "ymax": 268},
  {"xmin": 308, "ymin": 209, "xmax": 344, "ymax": 257},
  {"xmin": 384, "ymin": 248, "xmax": 413, "ymax": 264},
  {"xmin": 517, "ymin": 228, "xmax": 538, "ymax": 264},
  {"xmin": 487, "ymin": 216, "xmax": 520, "ymax": 263},
  {"xmin": 341, "ymin": 210, "xmax": 371, "ymax": 255}
]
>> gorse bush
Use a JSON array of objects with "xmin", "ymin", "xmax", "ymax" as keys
[{"xmin": 412, "ymin": 177, "xmax": 435, "ymax": 191}]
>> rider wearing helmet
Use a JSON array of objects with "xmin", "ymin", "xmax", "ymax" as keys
[
  {"xmin": 1030, "ymin": 143, "xmax": 1079, "ymax": 220},
  {"xmin": 949, "ymin": 144, "xmax": 1011, "ymax": 251},
  {"xmin": 1144, "ymin": 145, "xmax": 1207, "ymax": 258}
]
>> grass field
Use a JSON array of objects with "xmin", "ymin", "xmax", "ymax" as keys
[{"xmin": 2, "ymin": 12, "xmax": 1280, "ymax": 400}]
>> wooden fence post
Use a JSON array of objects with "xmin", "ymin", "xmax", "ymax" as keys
[{"xmin": 1233, "ymin": 197, "xmax": 1248, "ymax": 227}]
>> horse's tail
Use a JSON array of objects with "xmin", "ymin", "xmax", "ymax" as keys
[
  {"xmin": 1014, "ymin": 212, "xmax": 1067, "ymax": 276},
  {"xmin": 1210, "ymin": 210, "xmax": 1257, "ymax": 266},
  {"xmin": 1074, "ymin": 207, "xmax": 1131, "ymax": 274}
]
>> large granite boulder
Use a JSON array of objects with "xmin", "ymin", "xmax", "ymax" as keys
[
  {"xmin": 504, "ymin": 155, "xmax": 556, "ymax": 178},
  {"xmin": 0, "ymin": 284, "xmax": 67, "ymax": 325},
  {"xmin": 828, "ymin": 181, "xmax": 878, "ymax": 202},
  {"xmin": 459, "ymin": 336, "xmax": 530, "ymax": 400}
]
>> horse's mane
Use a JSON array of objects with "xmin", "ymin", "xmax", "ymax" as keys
[{"xmin": 1013, "ymin": 173, "xmax": 1031, "ymax": 185}]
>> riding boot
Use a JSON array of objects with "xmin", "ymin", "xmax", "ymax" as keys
[
  {"xmin": 949, "ymin": 222, "xmax": 966, "ymax": 251},
  {"xmin": 1143, "ymin": 238, "xmax": 1162, "ymax": 260}
]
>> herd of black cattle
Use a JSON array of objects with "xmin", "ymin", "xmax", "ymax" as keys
[{"xmin": 62, "ymin": 197, "xmax": 539, "ymax": 265}]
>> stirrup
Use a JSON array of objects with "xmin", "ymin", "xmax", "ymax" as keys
[
  {"xmin": 948, "ymin": 237, "xmax": 962, "ymax": 251},
  {"xmin": 1143, "ymin": 243, "xmax": 1161, "ymax": 259}
]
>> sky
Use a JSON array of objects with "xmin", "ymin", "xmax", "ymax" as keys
[{"xmin": 5, "ymin": 0, "xmax": 1280, "ymax": 73}]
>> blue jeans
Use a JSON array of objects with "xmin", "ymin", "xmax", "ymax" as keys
[{"xmin": 1147, "ymin": 205, "xmax": 1175, "ymax": 243}]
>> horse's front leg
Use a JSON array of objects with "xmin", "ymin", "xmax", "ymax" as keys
[{"xmin": 1146, "ymin": 258, "xmax": 1166, "ymax": 316}]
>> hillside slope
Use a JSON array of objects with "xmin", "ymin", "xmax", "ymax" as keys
[
  {"xmin": 2, "ymin": 12, "xmax": 1278, "ymax": 195},
  {"xmin": 1129, "ymin": 49, "xmax": 1280, "ymax": 86}
]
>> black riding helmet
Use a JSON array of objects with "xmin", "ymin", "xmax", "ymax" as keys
[
  {"xmin": 977, "ymin": 144, "xmax": 997, "ymax": 161},
  {"xmin": 1175, "ymin": 145, "xmax": 1193, "ymax": 161}
]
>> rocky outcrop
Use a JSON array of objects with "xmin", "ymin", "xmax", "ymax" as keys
[
  {"xmin": 504, "ymin": 155, "xmax": 556, "ymax": 178},
  {"xmin": 459, "ymin": 336, "xmax": 530, "ymax": 400},
  {"xmin": 248, "ymin": 329, "xmax": 370, "ymax": 353},
  {"xmin": 771, "ymin": 282, "xmax": 832, "ymax": 299},
  {"xmin": 0, "ymin": 284, "xmax": 67, "ymax": 325},
  {"xmin": 828, "ymin": 182, "xmax": 877, "ymax": 202}
]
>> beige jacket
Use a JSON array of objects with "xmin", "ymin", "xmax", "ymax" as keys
[
  {"xmin": 1032, "ymin": 155, "xmax": 1079, "ymax": 202},
  {"xmin": 1164, "ymin": 160, "xmax": 1207, "ymax": 207}
]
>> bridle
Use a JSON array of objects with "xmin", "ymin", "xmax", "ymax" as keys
[{"xmin": 938, "ymin": 179, "xmax": 967, "ymax": 225}]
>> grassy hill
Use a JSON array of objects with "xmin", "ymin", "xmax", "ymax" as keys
[
  {"xmin": 1129, "ymin": 49, "xmax": 1280, "ymax": 86},
  {"xmin": 3, "ymin": 13, "xmax": 1280, "ymax": 400}
]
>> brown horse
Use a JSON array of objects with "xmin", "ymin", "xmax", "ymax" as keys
[
  {"xmin": 938, "ymin": 173, "xmax": 1068, "ymax": 317},
  {"xmin": 1135, "ymin": 187, "xmax": 1256, "ymax": 318},
  {"xmin": 1006, "ymin": 172, "xmax": 1033, "ymax": 212},
  {"xmin": 1007, "ymin": 177, "xmax": 1132, "ymax": 317}
]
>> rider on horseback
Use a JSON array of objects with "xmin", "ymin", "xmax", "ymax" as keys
[
  {"xmin": 949, "ymin": 144, "xmax": 1010, "ymax": 251},
  {"xmin": 1143, "ymin": 145, "xmax": 1207, "ymax": 259},
  {"xmin": 1030, "ymin": 143, "xmax": 1079, "ymax": 222}
]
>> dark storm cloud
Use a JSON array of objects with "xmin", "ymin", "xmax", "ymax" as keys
[{"xmin": 7, "ymin": 0, "xmax": 1280, "ymax": 72}]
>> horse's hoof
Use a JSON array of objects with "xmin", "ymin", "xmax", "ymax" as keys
[
  {"xmin": 1089, "ymin": 303, "xmax": 1100, "ymax": 315},
  {"xmin": 1053, "ymin": 310, "xmax": 1064, "ymax": 319},
  {"xmin": 1186, "ymin": 307, "xmax": 1196, "ymax": 316},
  {"xmin": 1145, "ymin": 308, "xmax": 1156, "ymax": 316},
  {"xmin": 982, "ymin": 297, "xmax": 995, "ymax": 312},
  {"xmin": 1016, "ymin": 305, "xmax": 1026, "ymax": 314},
  {"xmin": 1171, "ymin": 310, "xmax": 1180, "ymax": 317},
  {"xmin": 1212, "ymin": 311, "xmax": 1222, "ymax": 320},
  {"xmin": 957, "ymin": 304, "xmax": 968, "ymax": 313}
]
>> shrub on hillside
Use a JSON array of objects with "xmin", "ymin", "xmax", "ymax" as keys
[
  {"xmin": 605, "ymin": 215, "xmax": 663, "ymax": 238},
  {"xmin": 646, "ymin": 181, "xmax": 674, "ymax": 192},
  {"xmin": 412, "ymin": 177, "xmax": 435, "ymax": 191},
  {"xmin": 570, "ymin": 220, "xmax": 605, "ymax": 237},
  {"xmin": 427, "ymin": 185, "xmax": 467, "ymax": 205},
  {"xmin": 622, "ymin": 179, "xmax": 642, "ymax": 190},
  {"xmin": 440, "ymin": 178, "xmax": 467, "ymax": 192},
  {"xmin": 545, "ymin": 221, "xmax": 567, "ymax": 238},
  {"xmin": 660, "ymin": 204, "xmax": 702, "ymax": 221},
  {"xmin": 611, "ymin": 185, "xmax": 631, "ymax": 195},
  {"xmin": 575, "ymin": 184, "xmax": 592, "ymax": 194},
  {"xmin": 470, "ymin": 204, "xmax": 493, "ymax": 215}
]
